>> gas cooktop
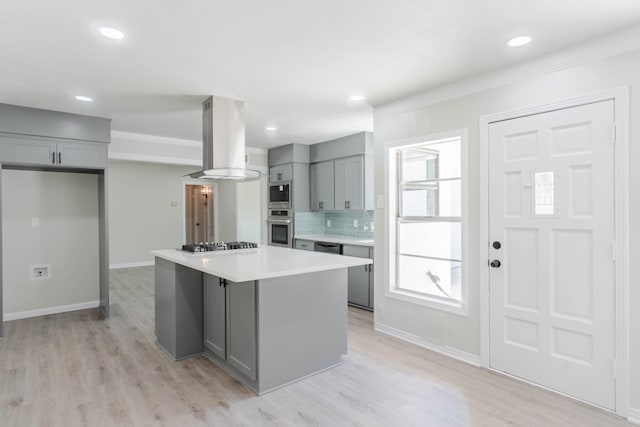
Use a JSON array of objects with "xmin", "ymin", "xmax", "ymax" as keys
[{"xmin": 181, "ymin": 241, "xmax": 258, "ymax": 253}]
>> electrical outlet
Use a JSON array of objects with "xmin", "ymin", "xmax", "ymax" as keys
[
  {"xmin": 326, "ymin": 220, "xmax": 331, "ymax": 228},
  {"xmin": 32, "ymin": 217, "xmax": 39, "ymax": 227},
  {"xmin": 30, "ymin": 264, "xmax": 51, "ymax": 280},
  {"xmin": 353, "ymin": 219, "xmax": 358, "ymax": 228}
]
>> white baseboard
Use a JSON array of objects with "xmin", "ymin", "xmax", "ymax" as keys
[
  {"xmin": 4, "ymin": 300, "xmax": 100, "ymax": 321},
  {"xmin": 628, "ymin": 408, "xmax": 640, "ymax": 425},
  {"xmin": 109, "ymin": 261, "xmax": 154, "ymax": 269},
  {"xmin": 374, "ymin": 321, "xmax": 481, "ymax": 367}
]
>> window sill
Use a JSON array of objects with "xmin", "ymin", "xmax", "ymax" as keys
[{"xmin": 386, "ymin": 288, "xmax": 468, "ymax": 316}]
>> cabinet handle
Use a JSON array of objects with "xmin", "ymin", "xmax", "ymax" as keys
[
  {"xmin": 219, "ymin": 277, "xmax": 228, "ymax": 288},
  {"xmin": 347, "ymin": 201, "xmax": 350, "ymax": 209},
  {"xmin": 52, "ymin": 152, "xmax": 56, "ymax": 164},
  {"xmin": 58, "ymin": 152, "xmax": 61, "ymax": 164},
  {"xmin": 277, "ymin": 173, "xmax": 282, "ymax": 180},
  {"xmin": 319, "ymin": 201, "xmax": 323, "ymax": 210}
]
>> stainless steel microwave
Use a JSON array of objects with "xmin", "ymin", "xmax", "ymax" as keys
[{"xmin": 268, "ymin": 180, "xmax": 291, "ymax": 209}]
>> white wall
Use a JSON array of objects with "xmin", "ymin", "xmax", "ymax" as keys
[
  {"xmin": 108, "ymin": 160, "xmax": 196, "ymax": 267},
  {"xmin": 373, "ymin": 39, "xmax": 640, "ymax": 414},
  {"xmin": 2, "ymin": 170, "xmax": 99, "ymax": 318},
  {"xmin": 217, "ymin": 176, "xmax": 267, "ymax": 244}
]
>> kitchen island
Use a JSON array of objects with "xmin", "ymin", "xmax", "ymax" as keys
[{"xmin": 152, "ymin": 245, "xmax": 372, "ymax": 394}]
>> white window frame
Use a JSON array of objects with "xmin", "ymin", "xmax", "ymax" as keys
[{"xmin": 384, "ymin": 128, "xmax": 468, "ymax": 315}]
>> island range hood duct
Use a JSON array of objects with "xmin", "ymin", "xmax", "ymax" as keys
[{"xmin": 189, "ymin": 95, "xmax": 260, "ymax": 180}]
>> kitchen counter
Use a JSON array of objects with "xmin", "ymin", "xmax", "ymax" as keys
[
  {"xmin": 294, "ymin": 234, "xmax": 374, "ymax": 247},
  {"xmin": 153, "ymin": 245, "xmax": 370, "ymax": 395},
  {"xmin": 152, "ymin": 245, "xmax": 370, "ymax": 282}
]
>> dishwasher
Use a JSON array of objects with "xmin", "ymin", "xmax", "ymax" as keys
[{"xmin": 314, "ymin": 241, "xmax": 342, "ymax": 254}]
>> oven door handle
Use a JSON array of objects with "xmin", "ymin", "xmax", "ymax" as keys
[{"xmin": 267, "ymin": 218, "xmax": 292, "ymax": 224}]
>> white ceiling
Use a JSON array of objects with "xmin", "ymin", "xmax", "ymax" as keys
[{"xmin": 2, "ymin": 0, "xmax": 640, "ymax": 149}]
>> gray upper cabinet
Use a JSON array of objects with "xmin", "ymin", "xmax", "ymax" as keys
[
  {"xmin": 310, "ymin": 161, "xmax": 335, "ymax": 211},
  {"xmin": 269, "ymin": 164, "xmax": 292, "ymax": 182},
  {"xmin": 267, "ymin": 144, "xmax": 310, "ymax": 211},
  {"xmin": 334, "ymin": 156, "xmax": 364, "ymax": 211},
  {"xmin": 58, "ymin": 141, "xmax": 108, "ymax": 168},
  {"xmin": 308, "ymin": 132, "xmax": 373, "ymax": 212},
  {"xmin": 203, "ymin": 274, "xmax": 226, "ymax": 360},
  {"xmin": 0, "ymin": 133, "xmax": 107, "ymax": 169}
]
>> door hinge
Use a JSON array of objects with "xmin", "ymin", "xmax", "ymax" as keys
[
  {"xmin": 611, "ymin": 241, "xmax": 617, "ymax": 261},
  {"xmin": 612, "ymin": 123, "xmax": 617, "ymax": 144}
]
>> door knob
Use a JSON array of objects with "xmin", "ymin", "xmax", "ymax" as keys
[
  {"xmin": 493, "ymin": 241, "xmax": 501, "ymax": 249},
  {"xmin": 490, "ymin": 260, "xmax": 501, "ymax": 268}
]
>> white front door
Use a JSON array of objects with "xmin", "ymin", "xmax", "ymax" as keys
[{"xmin": 488, "ymin": 100, "xmax": 616, "ymax": 409}]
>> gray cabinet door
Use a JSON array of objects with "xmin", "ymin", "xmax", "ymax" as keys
[
  {"xmin": 269, "ymin": 164, "xmax": 292, "ymax": 182},
  {"xmin": 294, "ymin": 239, "xmax": 314, "ymax": 251},
  {"xmin": 58, "ymin": 141, "xmax": 107, "ymax": 169},
  {"xmin": 346, "ymin": 156, "xmax": 364, "ymax": 210},
  {"xmin": 0, "ymin": 134, "xmax": 56, "ymax": 165},
  {"xmin": 227, "ymin": 280, "xmax": 257, "ymax": 381},
  {"xmin": 310, "ymin": 161, "xmax": 334, "ymax": 211},
  {"xmin": 203, "ymin": 274, "xmax": 226, "ymax": 360},
  {"xmin": 343, "ymin": 245, "xmax": 371, "ymax": 307},
  {"xmin": 334, "ymin": 158, "xmax": 347, "ymax": 211},
  {"xmin": 334, "ymin": 156, "xmax": 364, "ymax": 211}
]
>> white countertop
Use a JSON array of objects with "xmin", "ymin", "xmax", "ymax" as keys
[
  {"xmin": 152, "ymin": 246, "xmax": 371, "ymax": 283},
  {"xmin": 294, "ymin": 234, "xmax": 374, "ymax": 247}
]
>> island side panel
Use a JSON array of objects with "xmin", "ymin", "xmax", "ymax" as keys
[
  {"xmin": 155, "ymin": 257, "xmax": 204, "ymax": 360},
  {"xmin": 257, "ymin": 268, "xmax": 348, "ymax": 393}
]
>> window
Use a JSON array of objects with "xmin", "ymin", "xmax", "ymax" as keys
[{"xmin": 385, "ymin": 130, "xmax": 467, "ymax": 313}]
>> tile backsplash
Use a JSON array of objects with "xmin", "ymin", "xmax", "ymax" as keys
[{"xmin": 295, "ymin": 210, "xmax": 374, "ymax": 239}]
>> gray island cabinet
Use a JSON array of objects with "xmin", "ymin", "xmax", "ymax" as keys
[{"xmin": 153, "ymin": 246, "xmax": 371, "ymax": 394}]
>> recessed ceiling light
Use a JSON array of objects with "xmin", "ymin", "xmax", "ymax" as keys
[
  {"xmin": 349, "ymin": 95, "xmax": 366, "ymax": 102},
  {"xmin": 506, "ymin": 35, "xmax": 532, "ymax": 47},
  {"xmin": 75, "ymin": 95, "xmax": 93, "ymax": 102},
  {"xmin": 98, "ymin": 26, "xmax": 125, "ymax": 40},
  {"xmin": 265, "ymin": 126, "xmax": 277, "ymax": 131}
]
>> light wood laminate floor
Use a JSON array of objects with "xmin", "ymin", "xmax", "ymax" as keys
[{"xmin": 0, "ymin": 266, "xmax": 633, "ymax": 426}]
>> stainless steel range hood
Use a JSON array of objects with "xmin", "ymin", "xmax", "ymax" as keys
[{"xmin": 189, "ymin": 95, "xmax": 260, "ymax": 180}]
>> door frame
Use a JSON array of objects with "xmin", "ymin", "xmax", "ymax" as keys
[
  {"xmin": 478, "ymin": 86, "xmax": 629, "ymax": 415},
  {"xmin": 182, "ymin": 179, "xmax": 219, "ymax": 244}
]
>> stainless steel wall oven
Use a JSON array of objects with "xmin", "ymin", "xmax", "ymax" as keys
[{"xmin": 267, "ymin": 209, "xmax": 293, "ymax": 247}]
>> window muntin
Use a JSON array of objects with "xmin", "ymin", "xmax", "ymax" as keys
[{"xmin": 389, "ymin": 133, "xmax": 465, "ymax": 310}]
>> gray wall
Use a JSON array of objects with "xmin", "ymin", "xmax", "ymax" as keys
[
  {"xmin": 373, "ymin": 46, "xmax": 640, "ymax": 413},
  {"xmin": 2, "ymin": 169, "xmax": 99, "ymax": 317},
  {"xmin": 108, "ymin": 160, "xmax": 195, "ymax": 267}
]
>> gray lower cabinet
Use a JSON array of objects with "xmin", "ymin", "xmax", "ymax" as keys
[
  {"xmin": 294, "ymin": 239, "xmax": 314, "ymax": 251},
  {"xmin": 343, "ymin": 245, "xmax": 374, "ymax": 310},
  {"xmin": 203, "ymin": 274, "xmax": 257, "ymax": 382},
  {"xmin": 227, "ymin": 279, "xmax": 257, "ymax": 381},
  {"xmin": 155, "ymin": 258, "xmax": 204, "ymax": 360},
  {"xmin": 203, "ymin": 275, "xmax": 226, "ymax": 359}
]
